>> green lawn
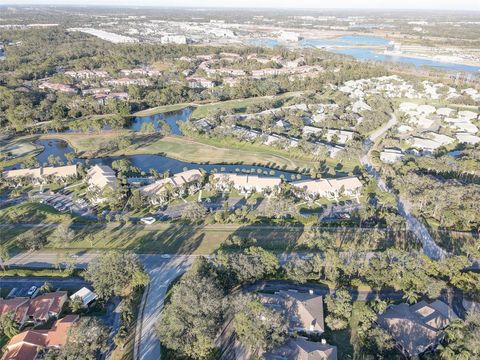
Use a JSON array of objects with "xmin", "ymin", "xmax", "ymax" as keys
[
  {"xmin": 190, "ymin": 91, "xmax": 304, "ymax": 119},
  {"xmin": 131, "ymin": 103, "xmax": 192, "ymax": 117}
]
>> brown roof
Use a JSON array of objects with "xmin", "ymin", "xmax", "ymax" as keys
[
  {"xmin": 260, "ymin": 291, "xmax": 325, "ymax": 334},
  {"xmin": 377, "ymin": 300, "xmax": 457, "ymax": 357},
  {"xmin": 265, "ymin": 339, "xmax": 337, "ymax": 360},
  {"xmin": 27, "ymin": 292, "xmax": 67, "ymax": 322},
  {"xmin": 0, "ymin": 298, "xmax": 30, "ymax": 323},
  {"xmin": 2, "ymin": 315, "xmax": 79, "ymax": 360}
]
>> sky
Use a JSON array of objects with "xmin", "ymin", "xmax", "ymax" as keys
[{"xmin": 2, "ymin": 0, "xmax": 480, "ymax": 11}]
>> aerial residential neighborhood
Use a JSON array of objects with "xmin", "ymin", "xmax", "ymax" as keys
[{"xmin": 0, "ymin": 2, "xmax": 479, "ymax": 360}]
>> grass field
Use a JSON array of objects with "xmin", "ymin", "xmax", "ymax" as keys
[
  {"xmin": 131, "ymin": 103, "xmax": 192, "ymax": 117},
  {"xmin": 130, "ymin": 91, "xmax": 304, "ymax": 119},
  {"xmin": 0, "ymin": 138, "xmax": 43, "ymax": 169},
  {"xmin": 37, "ymin": 132, "xmax": 321, "ymax": 172}
]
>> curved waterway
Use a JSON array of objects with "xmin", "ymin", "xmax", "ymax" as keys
[{"xmin": 10, "ymin": 139, "xmax": 309, "ymax": 180}]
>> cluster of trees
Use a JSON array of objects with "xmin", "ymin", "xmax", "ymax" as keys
[
  {"xmin": 285, "ymin": 250, "xmax": 479, "ymax": 302},
  {"xmin": 157, "ymin": 248, "xmax": 283, "ymax": 358},
  {"xmin": 84, "ymin": 251, "xmax": 149, "ymax": 299},
  {"xmin": 44, "ymin": 318, "xmax": 109, "ymax": 360},
  {"xmin": 393, "ymin": 172, "xmax": 480, "ymax": 232},
  {"xmin": 158, "ymin": 247, "xmax": 479, "ymax": 359}
]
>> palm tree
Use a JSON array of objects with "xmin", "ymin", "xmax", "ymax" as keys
[
  {"xmin": 403, "ymin": 289, "xmax": 419, "ymax": 304},
  {"xmin": 0, "ymin": 245, "xmax": 10, "ymax": 271}
]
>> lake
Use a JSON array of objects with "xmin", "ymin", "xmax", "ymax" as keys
[
  {"xmin": 129, "ymin": 107, "xmax": 193, "ymax": 135},
  {"xmin": 16, "ymin": 139, "xmax": 307, "ymax": 180},
  {"xmin": 249, "ymin": 35, "xmax": 480, "ymax": 74}
]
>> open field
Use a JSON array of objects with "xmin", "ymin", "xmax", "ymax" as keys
[
  {"xmin": 116, "ymin": 135, "xmax": 317, "ymax": 171},
  {"xmin": 131, "ymin": 103, "xmax": 192, "ymax": 117}
]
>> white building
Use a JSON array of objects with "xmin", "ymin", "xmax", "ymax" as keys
[
  {"xmin": 139, "ymin": 169, "xmax": 202, "ymax": 199},
  {"xmin": 380, "ymin": 148, "xmax": 405, "ymax": 164},
  {"xmin": 70, "ymin": 287, "xmax": 97, "ymax": 307},
  {"xmin": 291, "ymin": 176, "xmax": 362, "ymax": 199},
  {"xmin": 160, "ymin": 35, "xmax": 188, "ymax": 44},
  {"xmin": 213, "ymin": 173, "xmax": 281, "ymax": 193}
]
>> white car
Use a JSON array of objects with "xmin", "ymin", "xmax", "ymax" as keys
[
  {"xmin": 27, "ymin": 286, "xmax": 37, "ymax": 296},
  {"xmin": 140, "ymin": 217, "xmax": 156, "ymax": 225}
]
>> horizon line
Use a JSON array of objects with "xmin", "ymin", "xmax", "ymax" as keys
[{"xmin": 2, "ymin": 4, "xmax": 480, "ymax": 12}]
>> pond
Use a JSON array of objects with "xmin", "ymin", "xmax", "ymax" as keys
[
  {"xmin": 10, "ymin": 139, "xmax": 308, "ymax": 180},
  {"xmin": 129, "ymin": 107, "xmax": 193, "ymax": 135}
]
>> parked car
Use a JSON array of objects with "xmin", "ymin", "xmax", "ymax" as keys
[
  {"xmin": 27, "ymin": 286, "xmax": 37, "ymax": 296},
  {"xmin": 140, "ymin": 217, "xmax": 156, "ymax": 225}
]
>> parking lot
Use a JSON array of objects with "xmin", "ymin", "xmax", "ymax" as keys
[{"xmin": 38, "ymin": 190, "xmax": 94, "ymax": 218}]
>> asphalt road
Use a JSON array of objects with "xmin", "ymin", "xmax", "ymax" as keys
[
  {"xmin": 360, "ymin": 114, "xmax": 446, "ymax": 260},
  {"xmin": 1, "ymin": 251, "xmax": 196, "ymax": 360},
  {"xmin": 134, "ymin": 255, "xmax": 194, "ymax": 360}
]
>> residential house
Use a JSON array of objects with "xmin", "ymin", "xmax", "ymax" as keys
[
  {"xmin": 0, "ymin": 292, "xmax": 68, "ymax": 327},
  {"xmin": 69, "ymin": 287, "xmax": 97, "ymax": 307},
  {"xmin": 39, "ymin": 82, "xmax": 76, "ymax": 94},
  {"xmin": 259, "ymin": 290, "xmax": 325, "ymax": 334},
  {"xmin": 1, "ymin": 315, "xmax": 79, "ymax": 360},
  {"xmin": 65, "ymin": 70, "xmax": 108, "ymax": 79},
  {"xmin": 2, "ymin": 165, "xmax": 78, "ymax": 185},
  {"xmin": 213, "ymin": 173, "xmax": 281, "ymax": 193},
  {"xmin": 380, "ymin": 148, "xmax": 405, "ymax": 164},
  {"xmin": 377, "ymin": 300, "xmax": 458, "ymax": 358},
  {"xmin": 265, "ymin": 338, "xmax": 337, "ymax": 360},
  {"xmin": 291, "ymin": 176, "xmax": 362, "ymax": 199},
  {"xmin": 86, "ymin": 165, "xmax": 118, "ymax": 203},
  {"xmin": 186, "ymin": 77, "xmax": 216, "ymax": 89},
  {"xmin": 139, "ymin": 169, "xmax": 202, "ymax": 203}
]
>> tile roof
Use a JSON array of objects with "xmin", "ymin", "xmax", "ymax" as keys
[{"xmin": 2, "ymin": 315, "xmax": 78, "ymax": 360}]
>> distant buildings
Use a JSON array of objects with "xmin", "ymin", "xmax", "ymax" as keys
[
  {"xmin": 65, "ymin": 69, "xmax": 108, "ymax": 79},
  {"xmin": 278, "ymin": 31, "xmax": 301, "ymax": 42},
  {"xmin": 186, "ymin": 77, "xmax": 216, "ymax": 89},
  {"xmin": 160, "ymin": 35, "xmax": 188, "ymax": 44},
  {"xmin": 39, "ymin": 82, "xmax": 76, "ymax": 94},
  {"xmin": 377, "ymin": 300, "xmax": 457, "ymax": 358},
  {"xmin": 139, "ymin": 169, "xmax": 203, "ymax": 202}
]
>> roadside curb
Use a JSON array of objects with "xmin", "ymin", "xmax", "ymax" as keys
[{"xmin": 133, "ymin": 281, "xmax": 151, "ymax": 360}]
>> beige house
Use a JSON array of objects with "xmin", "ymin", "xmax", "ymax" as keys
[
  {"xmin": 213, "ymin": 173, "xmax": 281, "ymax": 193},
  {"xmin": 291, "ymin": 176, "xmax": 362, "ymax": 199},
  {"xmin": 139, "ymin": 169, "xmax": 203, "ymax": 201},
  {"xmin": 2, "ymin": 165, "xmax": 78, "ymax": 185},
  {"xmin": 377, "ymin": 300, "xmax": 458, "ymax": 358},
  {"xmin": 259, "ymin": 290, "xmax": 325, "ymax": 334},
  {"xmin": 86, "ymin": 165, "xmax": 118, "ymax": 203}
]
